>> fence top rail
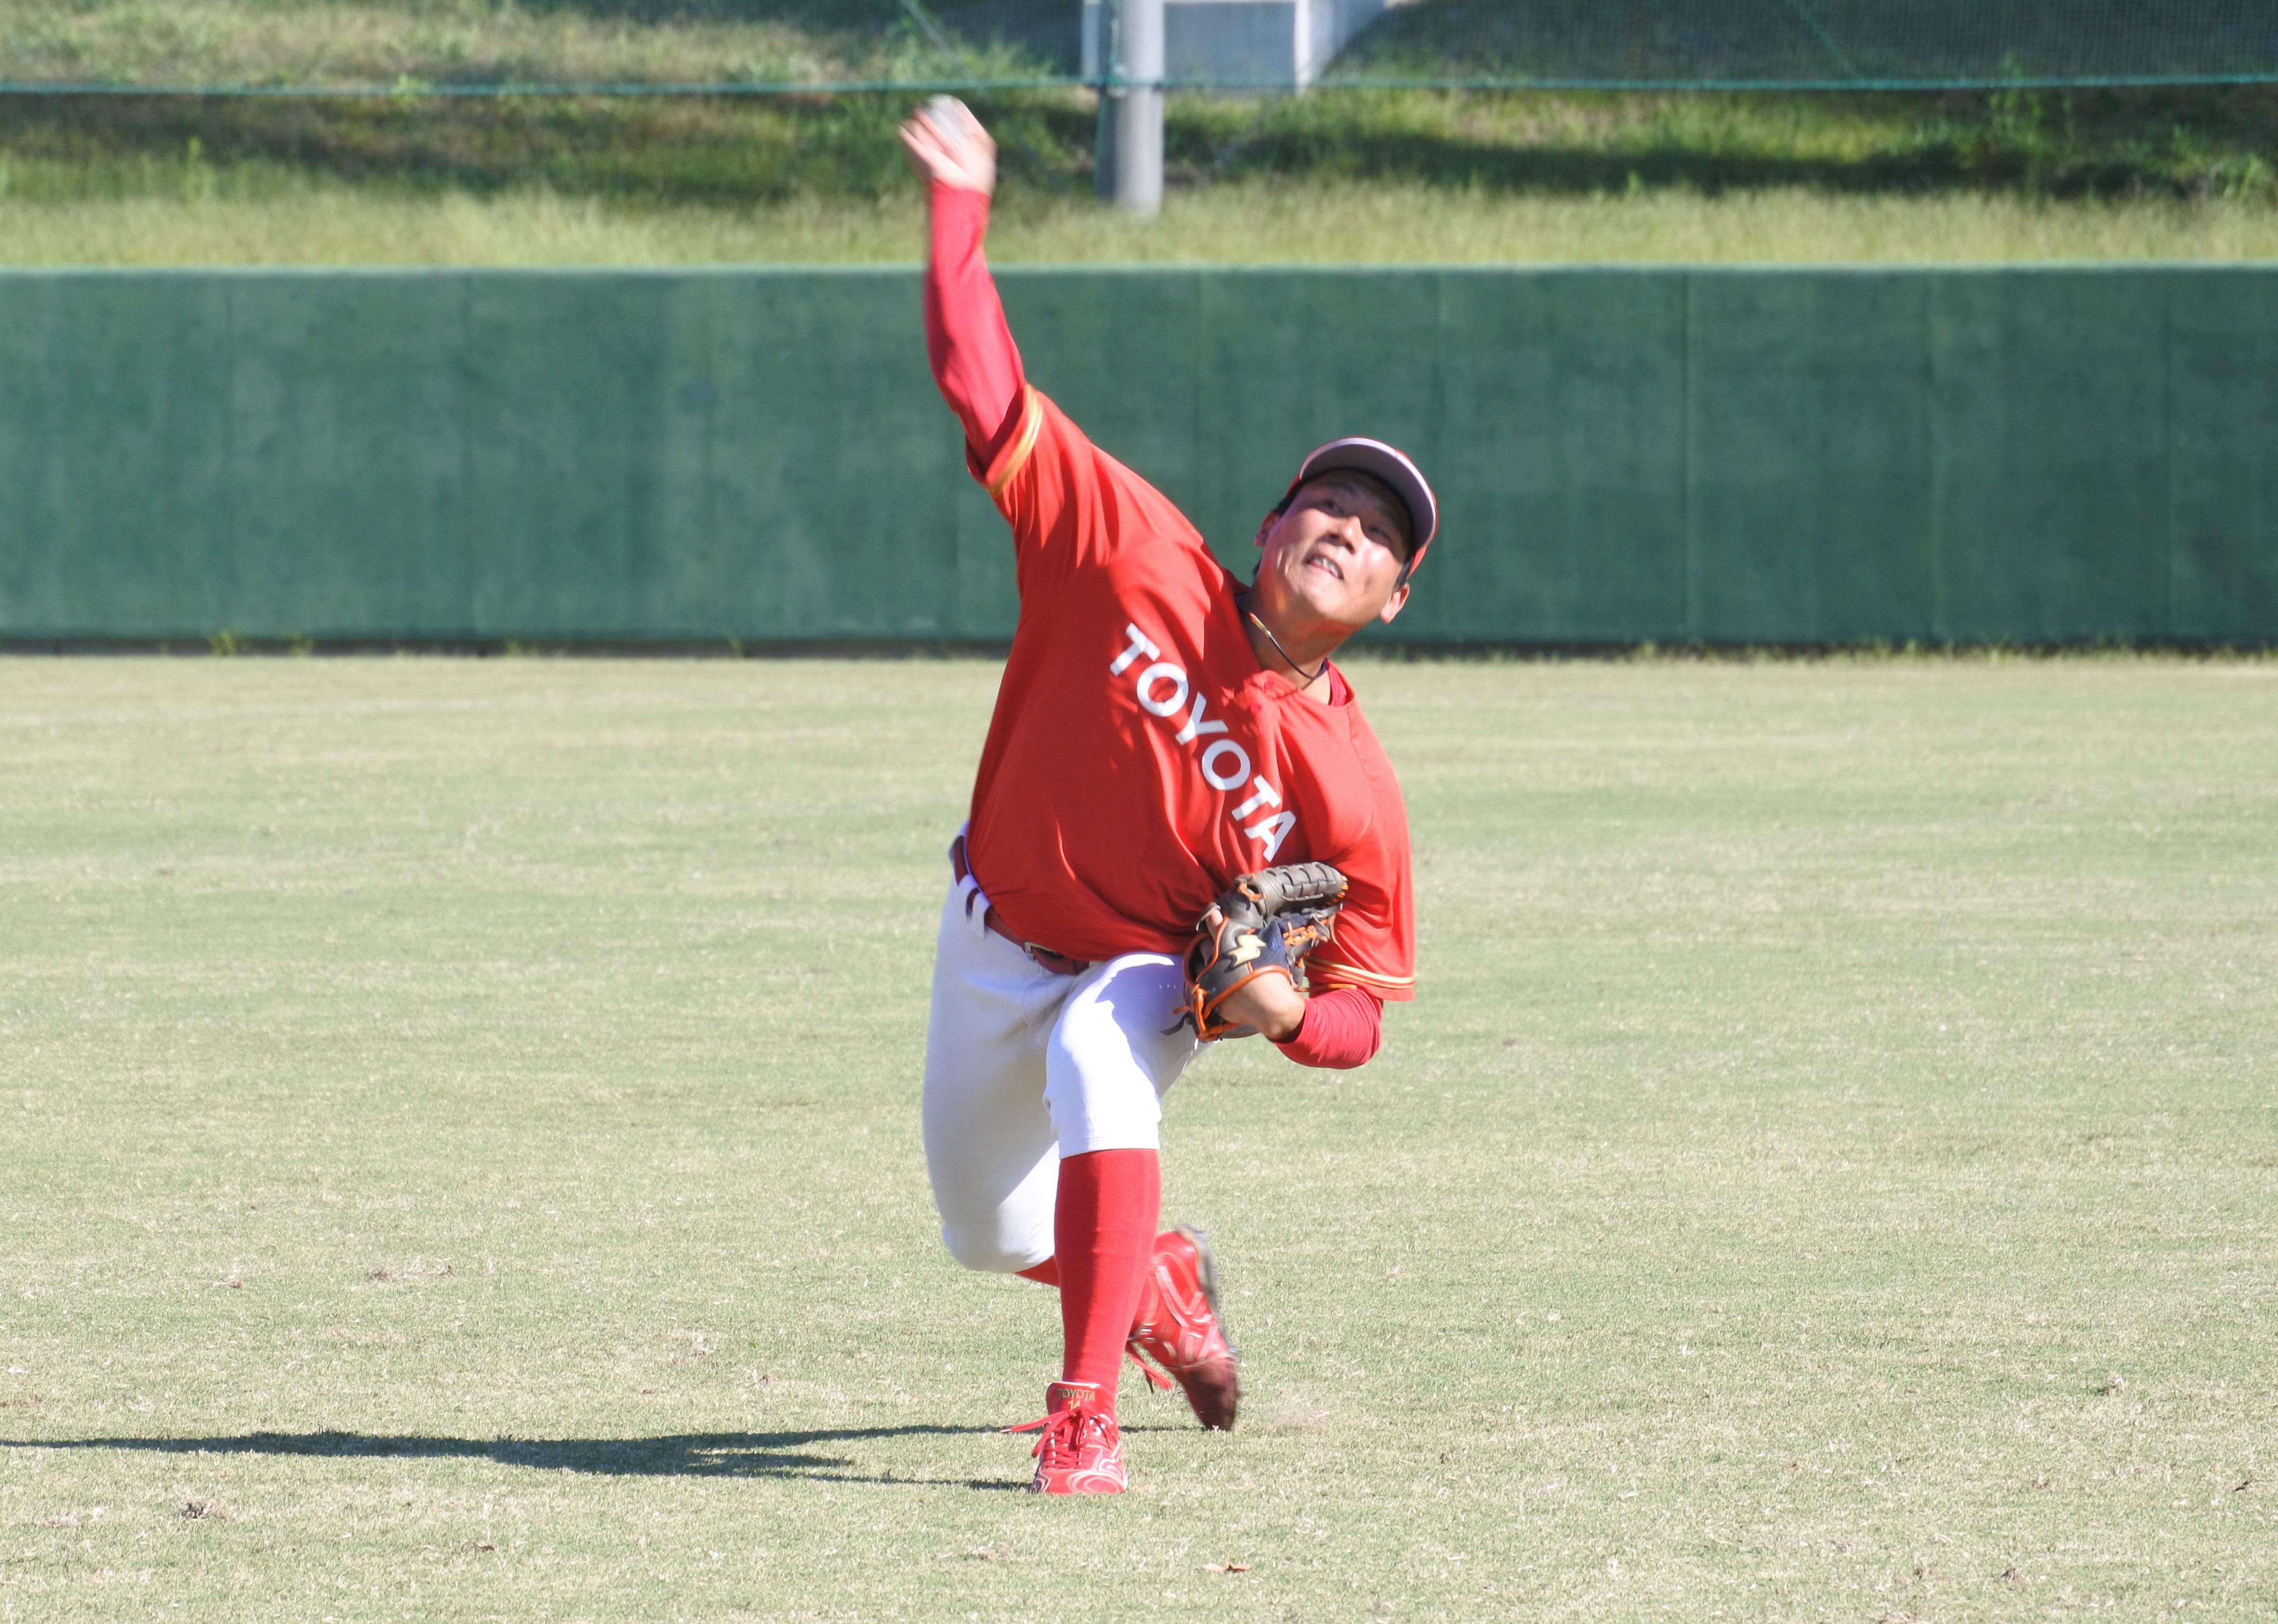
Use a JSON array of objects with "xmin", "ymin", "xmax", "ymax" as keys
[
  {"xmin": 4, "ymin": 72, "xmax": 2278, "ymax": 99},
  {"xmin": 2, "ymin": 262, "xmax": 2276, "ymax": 282}
]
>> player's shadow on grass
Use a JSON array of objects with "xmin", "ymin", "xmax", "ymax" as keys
[{"xmin": 2, "ymin": 1426, "xmax": 1026, "ymax": 1491}]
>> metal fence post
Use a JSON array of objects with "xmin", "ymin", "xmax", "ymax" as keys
[{"xmin": 1098, "ymin": 0, "xmax": 1163, "ymax": 216}]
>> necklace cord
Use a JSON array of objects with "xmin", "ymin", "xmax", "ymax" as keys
[{"xmin": 1246, "ymin": 609, "xmax": 1328, "ymax": 687}]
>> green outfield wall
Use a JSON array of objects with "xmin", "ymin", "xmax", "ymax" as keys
[{"xmin": 1, "ymin": 265, "xmax": 2273, "ymax": 646}]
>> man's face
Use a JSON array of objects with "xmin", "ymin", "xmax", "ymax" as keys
[{"xmin": 1252, "ymin": 471, "xmax": 1414, "ymax": 632}]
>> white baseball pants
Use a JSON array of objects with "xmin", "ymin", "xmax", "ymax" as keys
[{"xmin": 921, "ymin": 842, "xmax": 1200, "ymax": 1274}]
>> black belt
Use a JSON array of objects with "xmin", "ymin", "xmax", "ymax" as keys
[{"xmin": 950, "ymin": 835, "xmax": 1091, "ymax": 977}]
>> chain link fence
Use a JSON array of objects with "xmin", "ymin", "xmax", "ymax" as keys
[{"xmin": 1342, "ymin": 1, "xmax": 2278, "ymax": 90}]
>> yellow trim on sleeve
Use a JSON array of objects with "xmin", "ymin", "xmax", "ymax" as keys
[
  {"xmin": 984, "ymin": 387, "xmax": 1045, "ymax": 498},
  {"xmin": 1307, "ymin": 959, "xmax": 1415, "ymax": 992}
]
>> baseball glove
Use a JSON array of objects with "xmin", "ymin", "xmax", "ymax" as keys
[{"xmin": 1179, "ymin": 863, "xmax": 1349, "ymax": 1041}]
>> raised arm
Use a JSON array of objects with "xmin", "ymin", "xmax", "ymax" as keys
[{"xmin": 900, "ymin": 99, "xmax": 1028, "ymax": 467}]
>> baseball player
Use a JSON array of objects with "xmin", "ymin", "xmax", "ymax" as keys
[{"xmin": 901, "ymin": 99, "xmax": 1435, "ymax": 1495}]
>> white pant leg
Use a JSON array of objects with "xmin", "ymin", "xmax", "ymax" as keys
[
  {"xmin": 1044, "ymin": 953, "xmax": 1199, "ymax": 1157},
  {"xmin": 920, "ymin": 879, "xmax": 1066, "ymax": 1274},
  {"xmin": 919, "ymin": 855, "xmax": 1201, "ymax": 1274}
]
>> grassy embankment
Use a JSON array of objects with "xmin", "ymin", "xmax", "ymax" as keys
[{"xmin": 1, "ymin": 0, "xmax": 2275, "ymax": 263}]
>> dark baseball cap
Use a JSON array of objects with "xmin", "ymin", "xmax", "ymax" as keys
[{"xmin": 1282, "ymin": 437, "xmax": 1440, "ymax": 578}]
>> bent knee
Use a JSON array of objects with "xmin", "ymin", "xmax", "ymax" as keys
[{"xmin": 938, "ymin": 1222, "xmax": 1046, "ymax": 1276}]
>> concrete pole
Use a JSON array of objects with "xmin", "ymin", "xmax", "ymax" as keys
[{"xmin": 1099, "ymin": 0, "xmax": 1164, "ymax": 216}]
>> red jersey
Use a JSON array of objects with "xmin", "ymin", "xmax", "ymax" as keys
[{"xmin": 964, "ymin": 387, "xmax": 1416, "ymax": 1003}]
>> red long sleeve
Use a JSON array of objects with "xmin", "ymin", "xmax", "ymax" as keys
[
  {"xmin": 1272, "ymin": 985, "xmax": 1384, "ymax": 1070},
  {"xmin": 923, "ymin": 182, "xmax": 1029, "ymax": 468}
]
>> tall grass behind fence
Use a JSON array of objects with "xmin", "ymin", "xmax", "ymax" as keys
[
  {"xmin": 2, "ymin": 2, "xmax": 2276, "ymax": 221},
  {"xmin": 2, "ymin": 0, "xmax": 2276, "ymax": 95}
]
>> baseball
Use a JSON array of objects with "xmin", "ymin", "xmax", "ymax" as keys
[{"xmin": 923, "ymin": 95, "xmax": 972, "ymax": 155}]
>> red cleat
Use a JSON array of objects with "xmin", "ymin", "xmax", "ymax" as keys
[
  {"xmin": 1006, "ymin": 1381, "xmax": 1127, "ymax": 1495},
  {"xmin": 1127, "ymin": 1226, "xmax": 1241, "ymax": 1431}
]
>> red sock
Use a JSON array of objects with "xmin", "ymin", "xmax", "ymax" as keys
[
  {"xmin": 1052, "ymin": 1148, "xmax": 1161, "ymax": 1411},
  {"xmin": 1020, "ymin": 1250, "xmax": 1169, "ymax": 1341},
  {"xmin": 1021, "ymin": 1252, "xmax": 1172, "ymax": 1325}
]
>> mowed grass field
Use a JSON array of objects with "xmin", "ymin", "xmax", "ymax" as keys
[{"xmin": 2, "ymin": 655, "xmax": 2274, "ymax": 1621}]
